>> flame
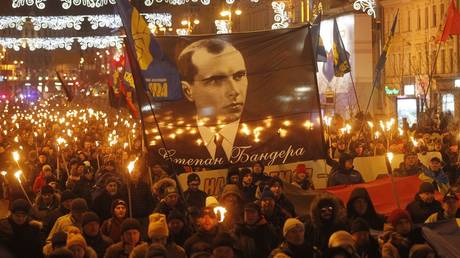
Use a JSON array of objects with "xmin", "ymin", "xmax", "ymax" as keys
[
  {"xmin": 367, "ymin": 121, "xmax": 374, "ymax": 128},
  {"xmin": 386, "ymin": 152, "xmax": 394, "ymax": 163},
  {"xmin": 127, "ymin": 157, "xmax": 138, "ymax": 174},
  {"xmin": 214, "ymin": 206, "xmax": 227, "ymax": 223},
  {"xmin": 12, "ymin": 151, "xmax": 19, "ymax": 161},
  {"xmin": 14, "ymin": 170, "xmax": 22, "ymax": 182},
  {"xmin": 0, "ymin": 171, "xmax": 6, "ymax": 176},
  {"xmin": 410, "ymin": 136, "xmax": 418, "ymax": 147}
]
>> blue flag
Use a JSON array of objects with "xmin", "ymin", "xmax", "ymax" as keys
[
  {"xmin": 332, "ymin": 18, "xmax": 351, "ymax": 77},
  {"xmin": 310, "ymin": 14, "xmax": 327, "ymax": 63},
  {"xmin": 115, "ymin": 0, "xmax": 182, "ymax": 101},
  {"xmin": 374, "ymin": 10, "xmax": 399, "ymax": 85}
]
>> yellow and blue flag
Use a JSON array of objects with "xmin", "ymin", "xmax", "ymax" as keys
[
  {"xmin": 332, "ymin": 18, "xmax": 351, "ymax": 77},
  {"xmin": 115, "ymin": 0, "xmax": 182, "ymax": 101},
  {"xmin": 375, "ymin": 10, "xmax": 399, "ymax": 83}
]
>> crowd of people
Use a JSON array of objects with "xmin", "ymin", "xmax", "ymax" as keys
[{"xmin": 0, "ymin": 97, "xmax": 459, "ymax": 258}]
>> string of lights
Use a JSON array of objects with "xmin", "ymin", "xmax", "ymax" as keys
[
  {"xmin": 353, "ymin": 0, "xmax": 377, "ymax": 18},
  {"xmin": 0, "ymin": 36, "xmax": 123, "ymax": 51},
  {"xmin": 0, "ymin": 13, "xmax": 172, "ymax": 31}
]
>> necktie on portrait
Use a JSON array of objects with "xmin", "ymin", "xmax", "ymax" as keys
[{"xmin": 214, "ymin": 133, "xmax": 228, "ymax": 162}]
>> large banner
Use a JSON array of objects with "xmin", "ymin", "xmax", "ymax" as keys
[{"xmin": 139, "ymin": 27, "xmax": 325, "ymax": 169}]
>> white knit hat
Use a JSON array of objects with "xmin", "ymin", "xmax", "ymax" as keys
[{"xmin": 283, "ymin": 218, "xmax": 304, "ymax": 237}]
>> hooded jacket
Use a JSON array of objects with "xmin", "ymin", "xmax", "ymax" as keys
[
  {"xmin": 31, "ymin": 192, "xmax": 60, "ymax": 234},
  {"xmin": 304, "ymin": 193, "xmax": 349, "ymax": 254},
  {"xmin": 406, "ymin": 195, "xmax": 442, "ymax": 224},
  {"xmin": 327, "ymin": 154, "xmax": 364, "ymax": 187},
  {"xmin": 0, "ymin": 216, "xmax": 44, "ymax": 258},
  {"xmin": 346, "ymin": 187, "xmax": 385, "ymax": 230}
]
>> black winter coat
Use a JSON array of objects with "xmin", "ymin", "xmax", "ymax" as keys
[
  {"xmin": 406, "ymin": 195, "xmax": 442, "ymax": 224},
  {"xmin": 0, "ymin": 217, "xmax": 44, "ymax": 258}
]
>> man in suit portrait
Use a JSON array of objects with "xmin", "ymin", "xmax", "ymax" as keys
[{"xmin": 177, "ymin": 38, "xmax": 248, "ymax": 161}]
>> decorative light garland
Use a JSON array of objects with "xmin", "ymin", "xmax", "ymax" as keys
[
  {"xmin": 30, "ymin": 16, "xmax": 84, "ymax": 31},
  {"xmin": 353, "ymin": 0, "xmax": 377, "ymax": 18},
  {"xmin": 61, "ymin": 0, "xmax": 116, "ymax": 9},
  {"xmin": 0, "ymin": 36, "xmax": 123, "ymax": 51},
  {"xmin": 215, "ymin": 20, "xmax": 230, "ymax": 34},
  {"xmin": 0, "ymin": 16, "xmax": 26, "ymax": 30},
  {"xmin": 12, "ymin": 0, "xmax": 47, "ymax": 10},
  {"xmin": 0, "ymin": 13, "xmax": 172, "ymax": 31},
  {"xmin": 271, "ymin": 1, "xmax": 289, "ymax": 30},
  {"xmin": 144, "ymin": 0, "xmax": 210, "ymax": 6}
]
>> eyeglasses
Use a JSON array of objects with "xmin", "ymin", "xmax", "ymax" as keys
[{"xmin": 320, "ymin": 206, "xmax": 334, "ymax": 212}]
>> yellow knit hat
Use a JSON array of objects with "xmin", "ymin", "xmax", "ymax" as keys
[{"xmin": 148, "ymin": 213, "xmax": 169, "ymax": 239}]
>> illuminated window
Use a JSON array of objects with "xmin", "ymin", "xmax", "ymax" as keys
[
  {"xmin": 455, "ymin": 79, "xmax": 460, "ymax": 88},
  {"xmin": 442, "ymin": 93, "xmax": 455, "ymax": 113},
  {"xmin": 404, "ymin": 84, "xmax": 415, "ymax": 95}
]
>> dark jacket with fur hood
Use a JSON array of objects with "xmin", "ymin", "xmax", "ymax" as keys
[{"xmin": 304, "ymin": 193, "xmax": 349, "ymax": 254}]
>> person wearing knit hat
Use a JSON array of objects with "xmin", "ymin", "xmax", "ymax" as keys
[
  {"xmin": 66, "ymin": 233, "xmax": 98, "ymax": 258},
  {"xmin": 168, "ymin": 209, "xmax": 192, "ymax": 246},
  {"xmin": 259, "ymin": 186, "xmax": 288, "ymax": 234},
  {"xmin": 32, "ymin": 184, "xmax": 60, "ymax": 234},
  {"xmin": 268, "ymin": 177, "xmax": 296, "ymax": 218},
  {"xmin": 418, "ymin": 156, "xmax": 450, "ymax": 195},
  {"xmin": 184, "ymin": 172, "xmax": 208, "ymax": 210},
  {"xmin": 270, "ymin": 218, "xmax": 316, "ymax": 258},
  {"xmin": 211, "ymin": 232, "xmax": 239, "ymax": 258},
  {"xmin": 327, "ymin": 152, "xmax": 365, "ymax": 187},
  {"xmin": 105, "ymin": 218, "xmax": 143, "ymax": 258},
  {"xmin": 425, "ymin": 189, "xmax": 460, "ymax": 223},
  {"xmin": 393, "ymin": 151, "xmax": 422, "ymax": 177},
  {"xmin": 154, "ymin": 185, "xmax": 187, "ymax": 218},
  {"xmin": 100, "ymin": 199, "xmax": 127, "ymax": 243},
  {"xmin": 147, "ymin": 213, "xmax": 169, "ymax": 242},
  {"xmin": 93, "ymin": 177, "xmax": 122, "ymax": 221},
  {"xmin": 0, "ymin": 199, "xmax": 43, "ymax": 257},
  {"xmin": 240, "ymin": 167, "xmax": 257, "ymax": 203},
  {"xmin": 219, "ymin": 184, "xmax": 243, "ymax": 230},
  {"xmin": 350, "ymin": 218, "xmax": 380, "ymax": 258},
  {"xmin": 406, "ymin": 182, "xmax": 442, "ymax": 224},
  {"xmin": 81, "ymin": 212, "xmax": 113, "ymax": 258},
  {"xmin": 205, "ymin": 196, "xmax": 219, "ymax": 208},
  {"xmin": 235, "ymin": 201, "xmax": 280, "ymax": 258},
  {"xmin": 32, "ymin": 163, "xmax": 54, "ymax": 193},
  {"xmin": 226, "ymin": 166, "xmax": 240, "ymax": 184},
  {"xmin": 291, "ymin": 164, "xmax": 315, "ymax": 190},
  {"xmin": 328, "ymin": 231, "xmax": 356, "ymax": 255},
  {"xmin": 388, "ymin": 208, "xmax": 413, "ymax": 237},
  {"xmin": 129, "ymin": 214, "xmax": 187, "ymax": 258}
]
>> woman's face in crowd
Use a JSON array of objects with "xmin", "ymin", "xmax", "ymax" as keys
[{"xmin": 395, "ymin": 218, "xmax": 411, "ymax": 235}]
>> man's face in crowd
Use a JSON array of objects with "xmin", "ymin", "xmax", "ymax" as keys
[
  {"xmin": 69, "ymin": 245, "xmax": 85, "ymax": 258},
  {"xmin": 252, "ymin": 163, "xmax": 262, "ymax": 174},
  {"xmin": 270, "ymin": 183, "xmax": 282, "ymax": 198},
  {"xmin": 42, "ymin": 193, "xmax": 53, "ymax": 205},
  {"xmin": 244, "ymin": 209, "xmax": 259, "ymax": 225},
  {"xmin": 63, "ymin": 199, "xmax": 74, "ymax": 210},
  {"xmin": 164, "ymin": 193, "xmax": 179, "ymax": 207},
  {"xmin": 344, "ymin": 160, "xmax": 354, "ymax": 170},
  {"xmin": 106, "ymin": 182, "xmax": 118, "ymax": 196},
  {"xmin": 443, "ymin": 198, "xmax": 459, "ymax": 217},
  {"xmin": 168, "ymin": 218, "xmax": 184, "ymax": 234},
  {"xmin": 38, "ymin": 154, "xmax": 47, "ymax": 164},
  {"xmin": 405, "ymin": 155, "xmax": 418, "ymax": 167},
  {"xmin": 11, "ymin": 212, "xmax": 27, "ymax": 225},
  {"xmin": 188, "ymin": 180, "xmax": 200, "ymax": 191},
  {"xmin": 222, "ymin": 194, "xmax": 239, "ymax": 211},
  {"xmin": 213, "ymin": 246, "xmax": 234, "ymax": 258},
  {"xmin": 395, "ymin": 218, "xmax": 411, "ymax": 235},
  {"xmin": 123, "ymin": 229, "xmax": 140, "ymax": 245},
  {"xmin": 230, "ymin": 175, "xmax": 239, "ymax": 184},
  {"xmin": 84, "ymin": 141, "xmax": 91, "ymax": 150},
  {"xmin": 182, "ymin": 44, "xmax": 248, "ymax": 124},
  {"xmin": 198, "ymin": 211, "xmax": 218, "ymax": 231},
  {"xmin": 352, "ymin": 231, "xmax": 369, "ymax": 247},
  {"xmin": 114, "ymin": 204, "xmax": 126, "ymax": 219},
  {"xmin": 419, "ymin": 192, "xmax": 435, "ymax": 203},
  {"xmin": 242, "ymin": 174, "xmax": 253, "ymax": 185},
  {"xmin": 429, "ymin": 160, "xmax": 442, "ymax": 172},
  {"xmin": 285, "ymin": 226, "xmax": 304, "ymax": 246},
  {"xmin": 337, "ymin": 142, "xmax": 346, "ymax": 151},
  {"xmin": 449, "ymin": 144, "xmax": 458, "ymax": 153},
  {"xmin": 352, "ymin": 198, "xmax": 368, "ymax": 216},
  {"xmin": 83, "ymin": 221, "xmax": 100, "ymax": 237},
  {"xmin": 260, "ymin": 198, "xmax": 275, "ymax": 213},
  {"xmin": 355, "ymin": 146, "xmax": 363, "ymax": 155}
]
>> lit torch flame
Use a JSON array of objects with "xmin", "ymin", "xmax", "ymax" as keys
[
  {"xmin": 386, "ymin": 152, "xmax": 394, "ymax": 163},
  {"xmin": 213, "ymin": 206, "xmax": 227, "ymax": 223},
  {"xmin": 12, "ymin": 151, "xmax": 19, "ymax": 162},
  {"xmin": 127, "ymin": 157, "xmax": 138, "ymax": 175},
  {"xmin": 14, "ymin": 170, "xmax": 22, "ymax": 183}
]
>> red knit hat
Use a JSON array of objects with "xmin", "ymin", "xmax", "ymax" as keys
[
  {"xmin": 388, "ymin": 209, "xmax": 411, "ymax": 226},
  {"xmin": 295, "ymin": 164, "xmax": 307, "ymax": 175}
]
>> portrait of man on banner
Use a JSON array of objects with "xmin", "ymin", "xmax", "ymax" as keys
[
  {"xmin": 139, "ymin": 27, "xmax": 325, "ymax": 169},
  {"xmin": 177, "ymin": 39, "xmax": 248, "ymax": 161}
]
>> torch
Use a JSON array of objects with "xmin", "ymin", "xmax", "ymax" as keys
[
  {"xmin": 213, "ymin": 206, "xmax": 227, "ymax": 223},
  {"xmin": 126, "ymin": 157, "xmax": 138, "ymax": 218},
  {"xmin": 385, "ymin": 152, "xmax": 400, "ymax": 208},
  {"xmin": 14, "ymin": 170, "xmax": 32, "ymax": 206},
  {"xmin": 1, "ymin": 171, "xmax": 7, "ymax": 199}
]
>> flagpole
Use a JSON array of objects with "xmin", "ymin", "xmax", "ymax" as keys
[
  {"xmin": 423, "ymin": 40, "xmax": 442, "ymax": 110},
  {"xmin": 335, "ymin": 18, "xmax": 361, "ymax": 113}
]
